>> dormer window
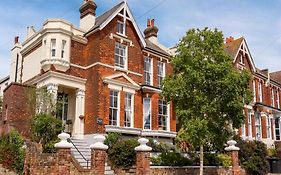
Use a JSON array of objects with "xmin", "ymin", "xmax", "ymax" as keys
[
  {"xmin": 51, "ymin": 39, "xmax": 56, "ymax": 57},
  {"xmin": 115, "ymin": 42, "xmax": 127, "ymax": 69},
  {"xmin": 61, "ymin": 40, "xmax": 66, "ymax": 58},
  {"xmin": 117, "ymin": 21, "xmax": 125, "ymax": 35}
]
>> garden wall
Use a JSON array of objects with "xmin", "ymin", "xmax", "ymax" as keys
[{"xmin": 150, "ymin": 166, "xmax": 247, "ymax": 175}]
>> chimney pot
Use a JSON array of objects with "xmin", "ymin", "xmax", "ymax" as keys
[
  {"xmin": 147, "ymin": 19, "xmax": 151, "ymax": 27},
  {"xmin": 226, "ymin": 36, "xmax": 234, "ymax": 44},
  {"xmin": 151, "ymin": 19, "xmax": 155, "ymax": 26},
  {"xmin": 14, "ymin": 36, "xmax": 19, "ymax": 44}
]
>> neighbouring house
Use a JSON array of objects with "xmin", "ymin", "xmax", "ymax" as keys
[
  {"xmin": 225, "ymin": 36, "xmax": 281, "ymax": 147},
  {"xmin": 0, "ymin": 0, "xmax": 177, "ymax": 146},
  {"xmin": 0, "ymin": 76, "xmax": 9, "ymax": 97}
]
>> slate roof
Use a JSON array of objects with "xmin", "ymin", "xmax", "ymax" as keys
[
  {"xmin": 0, "ymin": 76, "xmax": 9, "ymax": 84},
  {"xmin": 224, "ymin": 37, "xmax": 244, "ymax": 59},
  {"xmin": 270, "ymin": 71, "xmax": 281, "ymax": 84},
  {"xmin": 145, "ymin": 40, "xmax": 170, "ymax": 56},
  {"xmin": 87, "ymin": 2, "xmax": 124, "ymax": 33}
]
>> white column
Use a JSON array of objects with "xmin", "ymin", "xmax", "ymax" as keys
[{"xmin": 74, "ymin": 89, "xmax": 85, "ymax": 139}]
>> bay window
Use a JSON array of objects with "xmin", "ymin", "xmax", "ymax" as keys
[
  {"xmin": 255, "ymin": 112, "xmax": 261, "ymax": 140},
  {"xmin": 266, "ymin": 115, "xmax": 271, "ymax": 139},
  {"xmin": 51, "ymin": 39, "xmax": 56, "ymax": 57}
]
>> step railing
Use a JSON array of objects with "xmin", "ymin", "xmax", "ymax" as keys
[{"xmin": 67, "ymin": 138, "xmax": 90, "ymax": 169}]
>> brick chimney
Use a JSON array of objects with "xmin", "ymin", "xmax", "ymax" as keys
[
  {"xmin": 14, "ymin": 36, "xmax": 19, "ymax": 45},
  {"xmin": 79, "ymin": 0, "xmax": 97, "ymax": 31},
  {"xmin": 226, "ymin": 36, "xmax": 234, "ymax": 44},
  {"xmin": 144, "ymin": 18, "xmax": 159, "ymax": 44}
]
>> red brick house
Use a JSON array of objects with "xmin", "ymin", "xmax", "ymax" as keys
[
  {"xmin": 225, "ymin": 37, "xmax": 281, "ymax": 147},
  {"xmin": 0, "ymin": 0, "xmax": 177, "ymax": 144}
]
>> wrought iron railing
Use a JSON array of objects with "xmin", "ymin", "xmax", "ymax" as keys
[{"xmin": 67, "ymin": 138, "xmax": 90, "ymax": 169}]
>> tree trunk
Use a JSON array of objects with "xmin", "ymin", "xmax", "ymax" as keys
[{"xmin": 199, "ymin": 144, "xmax": 204, "ymax": 175}]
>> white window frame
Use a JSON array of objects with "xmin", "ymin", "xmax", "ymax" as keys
[
  {"xmin": 158, "ymin": 100, "xmax": 169, "ymax": 131},
  {"xmin": 239, "ymin": 54, "xmax": 244, "ymax": 65},
  {"xmin": 275, "ymin": 117, "xmax": 281, "ymax": 141},
  {"xmin": 124, "ymin": 93, "xmax": 134, "ymax": 128},
  {"xmin": 253, "ymin": 80, "xmax": 256, "ymax": 102},
  {"xmin": 241, "ymin": 110, "xmax": 246, "ymax": 137},
  {"xmin": 277, "ymin": 89, "xmax": 280, "ymax": 109},
  {"xmin": 114, "ymin": 42, "xmax": 127, "ymax": 69},
  {"xmin": 61, "ymin": 40, "xmax": 66, "ymax": 59},
  {"xmin": 144, "ymin": 57, "xmax": 153, "ymax": 85},
  {"xmin": 271, "ymin": 88, "xmax": 275, "ymax": 107},
  {"xmin": 157, "ymin": 61, "xmax": 165, "ymax": 88},
  {"xmin": 255, "ymin": 112, "xmax": 262, "ymax": 140},
  {"xmin": 266, "ymin": 114, "xmax": 272, "ymax": 139},
  {"xmin": 109, "ymin": 90, "xmax": 120, "ymax": 126},
  {"xmin": 258, "ymin": 80, "xmax": 263, "ymax": 102},
  {"xmin": 143, "ymin": 97, "xmax": 152, "ymax": 130},
  {"xmin": 248, "ymin": 109, "xmax": 252, "ymax": 138},
  {"xmin": 51, "ymin": 39, "xmax": 56, "ymax": 57},
  {"xmin": 117, "ymin": 21, "xmax": 125, "ymax": 35}
]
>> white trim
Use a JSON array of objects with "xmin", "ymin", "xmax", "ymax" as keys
[
  {"xmin": 103, "ymin": 73, "xmax": 140, "ymax": 90},
  {"xmin": 27, "ymin": 71, "xmax": 86, "ymax": 90},
  {"xmin": 141, "ymin": 130, "xmax": 177, "ymax": 138},
  {"xmin": 105, "ymin": 125, "xmax": 141, "ymax": 135},
  {"xmin": 70, "ymin": 62, "xmax": 142, "ymax": 77},
  {"xmin": 110, "ymin": 33, "xmax": 134, "ymax": 47},
  {"xmin": 167, "ymin": 103, "xmax": 171, "ymax": 132},
  {"xmin": 123, "ymin": 87, "xmax": 135, "ymax": 94},
  {"xmin": 108, "ymin": 84, "xmax": 122, "ymax": 91}
]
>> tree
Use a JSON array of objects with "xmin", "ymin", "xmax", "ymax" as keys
[{"xmin": 162, "ymin": 28, "xmax": 252, "ymax": 175}]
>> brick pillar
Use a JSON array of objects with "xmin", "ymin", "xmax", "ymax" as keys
[
  {"xmin": 135, "ymin": 138, "xmax": 152, "ymax": 175},
  {"xmin": 225, "ymin": 140, "xmax": 241, "ymax": 175},
  {"xmin": 55, "ymin": 132, "xmax": 73, "ymax": 175},
  {"xmin": 90, "ymin": 135, "xmax": 108, "ymax": 175}
]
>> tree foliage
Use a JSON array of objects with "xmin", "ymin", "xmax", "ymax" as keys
[{"xmin": 162, "ymin": 28, "xmax": 252, "ymax": 150}]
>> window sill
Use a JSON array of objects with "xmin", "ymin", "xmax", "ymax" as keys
[{"xmin": 116, "ymin": 32, "xmax": 127, "ymax": 38}]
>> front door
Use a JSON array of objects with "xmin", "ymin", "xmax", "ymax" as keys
[{"xmin": 56, "ymin": 92, "xmax": 70, "ymax": 132}]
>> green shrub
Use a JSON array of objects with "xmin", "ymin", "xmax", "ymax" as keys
[
  {"xmin": 151, "ymin": 151, "xmax": 192, "ymax": 166},
  {"xmin": 108, "ymin": 138, "xmax": 139, "ymax": 168},
  {"xmin": 31, "ymin": 113, "xmax": 63, "ymax": 153},
  {"xmin": 217, "ymin": 153, "xmax": 231, "ymax": 167},
  {"xmin": 236, "ymin": 137, "xmax": 269, "ymax": 175},
  {"xmin": 104, "ymin": 132, "xmax": 122, "ymax": 148},
  {"xmin": 0, "ymin": 130, "xmax": 25, "ymax": 174},
  {"xmin": 147, "ymin": 139, "xmax": 175, "ymax": 152}
]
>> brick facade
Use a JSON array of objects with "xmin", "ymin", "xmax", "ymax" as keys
[{"xmin": 0, "ymin": 83, "xmax": 34, "ymax": 137}]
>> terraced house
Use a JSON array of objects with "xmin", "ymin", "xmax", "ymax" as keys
[
  {"xmin": 0, "ymin": 0, "xmax": 177, "ymax": 148},
  {"xmin": 225, "ymin": 36, "xmax": 281, "ymax": 147}
]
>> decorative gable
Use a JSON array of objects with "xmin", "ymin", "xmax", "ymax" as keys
[
  {"xmin": 86, "ymin": 2, "xmax": 146, "ymax": 47},
  {"xmin": 225, "ymin": 37, "xmax": 256, "ymax": 73},
  {"xmin": 103, "ymin": 73, "xmax": 140, "ymax": 90}
]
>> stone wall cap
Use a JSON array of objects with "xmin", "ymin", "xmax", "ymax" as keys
[
  {"xmin": 90, "ymin": 135, "xmax": 108, "ymax": 150},
  {"xmin": 55, "ymin": 132, "xmax": 73, "ymax": 148},
  {"xmin": 135, "ymin": 138, "xmax": 152, "ymax": 152}
]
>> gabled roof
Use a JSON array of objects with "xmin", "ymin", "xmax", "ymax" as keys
[
  {"xmin": 270, "ymin": 71, "xmax": 281, "ymax": 84},
  {"xmin": 224, "ymin": 37, "xmax": 256, "ymax": 72},
  {"xmin": 85, "ymin": 2, "xmax": 146, "ymax": 47},
  {"xmin": 224, "ymin": 37, "xmax": 244, "ymax": 59}
]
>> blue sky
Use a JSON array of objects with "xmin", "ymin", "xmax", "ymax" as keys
[{"xmin": 0, "ymin": 0, "xmax": 281, "ymax": 78}]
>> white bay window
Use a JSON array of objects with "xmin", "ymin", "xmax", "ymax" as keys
[
  {"xmin": 157, "ymin": 61, "xmax": 165, "ymax": 88},
  {"xmin": 158, "ymin": 100, "xmax": 168, "ymax": 131},
  {"xmin": 124, "ymin": 93, "xmax": 133, "ymax": 127},
  {"xmin": 109, "ymin": 90, "xmax": 119, "ymax": 126}
]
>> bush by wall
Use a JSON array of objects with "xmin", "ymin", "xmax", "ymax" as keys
[
  {"xmin": 235, "ymin": 137, "xmax": 269, "ymax": 175},
  {"xmin": 0, "ymin": 130, "xmax": 25, "ymax": 174},
  {"xmin": 31, "ymin": 113, "xmax": 63, "ymax": 153},
  {"xmin": 151, "ymin": 151, "xmax": 193, "ymax": 166}
]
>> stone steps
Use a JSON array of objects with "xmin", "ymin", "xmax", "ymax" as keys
[{"xmin": 69, "ymin": 137, "xmax": 116, "ymax": 174}]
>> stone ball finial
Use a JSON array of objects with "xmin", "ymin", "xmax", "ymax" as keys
[
  {"xmin": 135, "ymin": 138, "xmax": 152, "ymax": 152},
  {"xmin": 225, "ymin": 140, "xmax": 240, "ymax": 151},
  {"xmin": 54, "ymin": 132, "xmax": 73, "ymax": 148},
  {"xmin": 90, "ymin": 135, "xmax": 108, "ymax": 150}
]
